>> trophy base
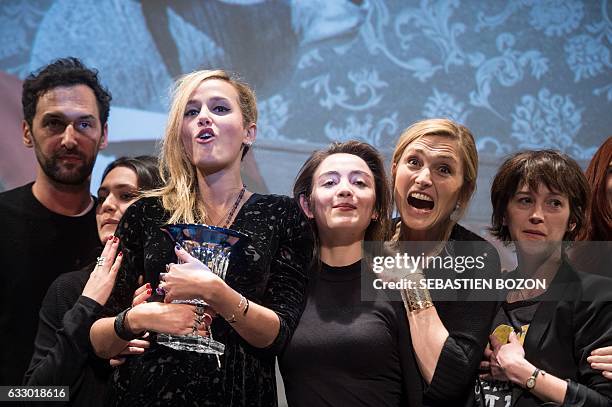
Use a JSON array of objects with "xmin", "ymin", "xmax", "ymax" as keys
[{"xmin": 157, "ymin": 333, "xmax": 225, "ymax": 355}]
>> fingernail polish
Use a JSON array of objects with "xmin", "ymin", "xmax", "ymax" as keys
[
  {"xmin": 147, "ymin": 289, "xmax": 152, "ymax": 295},
  {"xmin": 146, "ymin": 283, "xmax": 151, "ymax": 289},
  {"xmin": 113, "ymin": 236, "xmax": 119, "ymax": 243},
  {"xmin": 118, "ymin": 252, "xmax": 123, "ymax": 257},
  {"xmin": 108, "ymin": 235, "xmax": 114, "ymax": 241},
  {"xmin": 175, "ymin": 243, "xmax": 182, "ymax": 250}
]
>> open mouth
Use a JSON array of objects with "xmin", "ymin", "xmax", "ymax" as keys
[
  {"xmin": 196, "ymin": 128, "xmax": 215, "ymax": 141},
  {"xmin": 407, "ymin": 192, "xmax": 434, "ymax": 210}
]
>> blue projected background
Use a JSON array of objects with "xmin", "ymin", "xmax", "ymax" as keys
[{"xmin": 1, "ymin": 0, "xmax": 610, "ymax": 227}]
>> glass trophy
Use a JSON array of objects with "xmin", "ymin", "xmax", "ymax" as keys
[{"xmin": 157, "ymin": 223, "xmax": 247, "ymax": 355}]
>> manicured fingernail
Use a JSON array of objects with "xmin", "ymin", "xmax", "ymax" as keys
[
  {"xmin": 146, "ymin": 283, "xmax": 151, "ymax": 289},
  {"xmin": 113, "ymin": 236, "xmax": 119, "ymax": 243},
  {"xmin": 175, "ymin": 244, "xmax": 182, "ymax": 250},
  {"xmin": 108, "ymin": 235, "xmax": 114, "ymax": 241},
  {"xmin": 118, "ymin": 251, "xmax": 123, "ymax": 257},
  {"xmin": 147, "ymin": 289, "xmax": 152, "ymax": 295}
]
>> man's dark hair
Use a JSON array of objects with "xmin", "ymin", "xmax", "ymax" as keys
[{"xmin": 22, "ymin": 57, "xmax": 112, "ymax": 128}]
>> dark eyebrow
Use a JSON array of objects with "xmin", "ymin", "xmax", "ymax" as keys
[
  {"xmin": 318, "ymin": 170, "xmax": 373, "ymax": 179},
  {"xmin": 42, "ymin": 112, "xmax": 96, "ymax": 121}
]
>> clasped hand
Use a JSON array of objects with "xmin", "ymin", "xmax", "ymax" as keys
[{"xmin": 158, "ymin": 246, "xmax": 224, "ymax": 306}]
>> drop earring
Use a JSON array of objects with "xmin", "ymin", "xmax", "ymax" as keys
[{"xmin": 450, "ymin": 203, "xmax": 461, "ymax": 222}]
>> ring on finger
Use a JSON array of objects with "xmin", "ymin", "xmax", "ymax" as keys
[
  {"xmin": 96, "ymin": 256, "xmax": 106, "ymax": 267},
  {"xmin": 195, "ymin": 304, "xmax": 205, "ymax": 316}
]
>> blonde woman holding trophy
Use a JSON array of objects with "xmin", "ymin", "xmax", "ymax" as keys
[{"xmin": 90, "ymin": 70, "xmax": 313, "ymax": 406}]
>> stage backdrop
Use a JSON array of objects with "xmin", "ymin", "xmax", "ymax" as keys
[
  {"xmin": 1, "ymin": 0, "xmax": 611, "ymax": 230},
  {"xmin": 1, "ymin": 1, "xmax": 610, "ymax": 404}
]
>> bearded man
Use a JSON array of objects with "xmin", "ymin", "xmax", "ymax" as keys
[{"xmin": 0, "ymin": 57, "xmax": 111, "ymax": 385}]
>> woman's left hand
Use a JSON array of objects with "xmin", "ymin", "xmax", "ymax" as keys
[{"xmin": 159, "ymin": 246, "xmax": 225, "ymax": 303}]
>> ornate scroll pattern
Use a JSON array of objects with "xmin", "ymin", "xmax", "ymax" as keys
[
  {"xmin": 469, "ymin": 33, "xmax": 549, "ymax": 117},
  {"xmin": 301, "ymin": 69, "xmax": 387, "ymax": 111},
  {"xmin": 257, "ymin": 94, "xmax": 292, "ymax": 141},
  {"xmin": 324, "ymin": 113, "xmax": 399, "ymax": 147},
  {"xmin": 0, "ymin": 0, "xmax": 608, "ymax": 160},
  {"xmin": 476, "ymin": 0, "xmax": 584, "ymax": 37},
  {"xmin": 511, "ymin": 88, "xmax": 595, "ymax": 159},
  {"xmin": 422, "ymin": 88, "xmax": 471, "ymax": 124},
  {"xmin": 565, "ymin": 0, "xmax": 611, "ymax": 84}
]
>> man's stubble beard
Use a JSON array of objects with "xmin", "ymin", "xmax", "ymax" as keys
[{"xmin": 32, "ymin": 130, "xmax": 102, "ymax": 186}]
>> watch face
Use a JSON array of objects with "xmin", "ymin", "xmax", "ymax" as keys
[{"xmin": 526, "ymin": 377, "xmax": 536, "ymax": 389}]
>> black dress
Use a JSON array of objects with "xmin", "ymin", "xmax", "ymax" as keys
[{"xmin": 104, "ymin": 194, "xmax": 313, "ymax": 407}]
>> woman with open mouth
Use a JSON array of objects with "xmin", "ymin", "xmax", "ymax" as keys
[
  {"xmin": 390, "ymin": 118, "xmax": 501, "ymax": 406},
  {"xmin": 88, "ymin": 69, "xmax": 313, "ymax": 406}
]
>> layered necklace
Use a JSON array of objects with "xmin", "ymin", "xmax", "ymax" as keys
[{"xmin": 208, "ymin": 184, "xmax": 246, "ymax": 228}]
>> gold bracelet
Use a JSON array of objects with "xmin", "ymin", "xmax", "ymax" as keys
[{"xmin": 401, "ymin": 284, "xmax": 433, "ymax": 313}]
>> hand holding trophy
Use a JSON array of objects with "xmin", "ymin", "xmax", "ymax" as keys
[{"xmin": 156, "ymin": 224, "xmax": 247, "ymax": 356}]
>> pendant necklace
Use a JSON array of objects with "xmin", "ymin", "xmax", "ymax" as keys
[{"xmin": 217, "ymin": 184, "xmax": 246, "ymax": 228}]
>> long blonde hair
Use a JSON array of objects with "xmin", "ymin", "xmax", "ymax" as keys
[
  {"xmin": 147, "ymin": 69, "xmax": 257, "ymax": 224},
  {"xmin": 390, "ymin": 118, "xmax": 478, "ymax": 242}
]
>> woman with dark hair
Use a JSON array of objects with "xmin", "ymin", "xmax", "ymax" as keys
[
  {"xmin": 390, "ymin": 118, "xmax": 501, "ymax": 406},
  {"xmin": 476, "ymin": 150, "xmax": 612, "ymax": 406},
  {"xmin": 24, "ymin": 156, "xmax": 163, "ymax": 405},
  {"xmin": 89, "ymin": 69, "xmax": 313, "ymax": 406},
  {"xmin": 280, "ymin": 140, "xmax": 422, "ymax": 406}
]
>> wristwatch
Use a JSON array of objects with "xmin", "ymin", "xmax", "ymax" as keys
[{"xmin": 526, "ymin": 368, "xmax": 545, "ymax": 389}]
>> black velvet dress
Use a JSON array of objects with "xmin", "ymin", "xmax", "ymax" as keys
[{"xmin": 103, "ymin": 194, "xmax": 313, "ymax": 407}]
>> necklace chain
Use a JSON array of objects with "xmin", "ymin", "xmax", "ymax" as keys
[{"xmin": 212, "ymin": 184, "xmax": 246, "ymax": 228}]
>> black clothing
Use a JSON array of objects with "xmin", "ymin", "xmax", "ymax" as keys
[
  {"xmin": 0, "ymin": 183, "xmax": 100, "ymax": 385},
  {"xmin": 280, "ymin": 261, "xmax": 421, "ymax": 407},
  {"xmin": 104, "ymin": 194, "xmax": 313, "ymax": 406},
  {"xmin": 24, "ymin": 265, "xmax": 110, "ymax": 406},
  {"xmin": 420, "ymin": 224, "xmax": 501, "ymax": 407},
  {"xmin": 476, "ymin": 299, "xmax": 540, "ymax": 407},
  {"xmin": 281, "ymin": 222, "xmax": 500, "ymax": 407},
  {"xmin": 476, "ymin": 260, "xmax": 612, "ymax": 407}
]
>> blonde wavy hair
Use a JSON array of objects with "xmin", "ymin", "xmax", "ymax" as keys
[
  {"xmin": 391, "ymin": 118, "xmax": 478, "ymax": 242},
  {"xmin": 146, "ymin": 69, "xmax": 257, "ymax": 224}
]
